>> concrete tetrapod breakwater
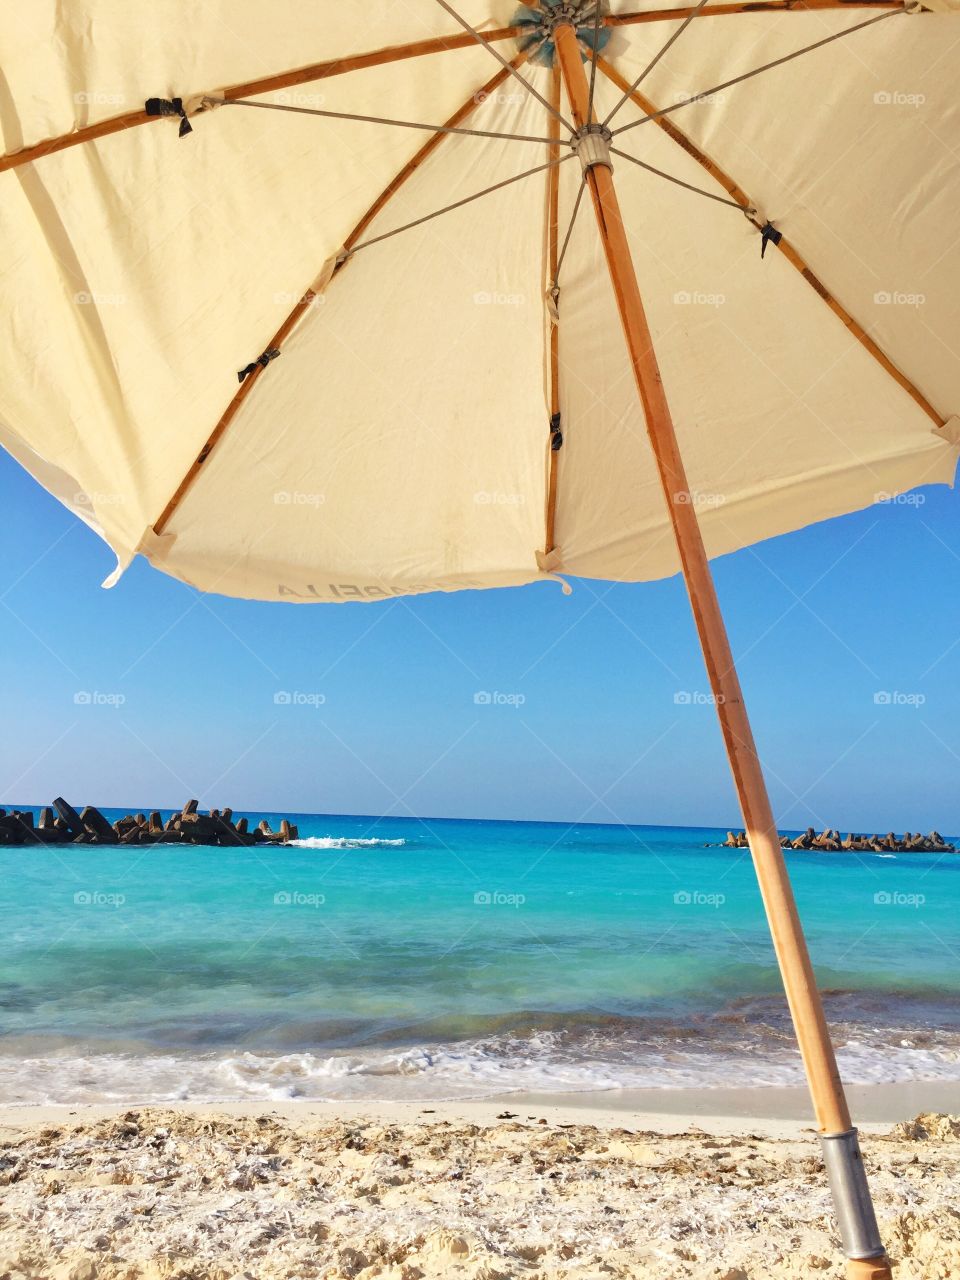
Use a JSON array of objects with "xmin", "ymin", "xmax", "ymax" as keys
[
  {"xmin": 722, "ymin": 827, "xmax": 955, "ymax": 853},
  {"xmin": 0, "ymin": 798, "xmax": 299, "ymax": 846}
]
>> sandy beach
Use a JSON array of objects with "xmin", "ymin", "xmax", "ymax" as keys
[{"xmin": 1, "ymin": 1090, "xmax": 958, "ymax": 1280}]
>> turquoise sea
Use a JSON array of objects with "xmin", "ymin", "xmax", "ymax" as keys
[{"xmin": 1, "ymin": 812, "xmax": 958, "ymax": 1105}]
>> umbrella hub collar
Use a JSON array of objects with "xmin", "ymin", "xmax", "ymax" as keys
[
  {"xmin": 573, "ymin": 123, "xmax": 613, "ymax": 172},
  {"xmin": 513, "ymin": 2, "xmax": 611, "ymax": 67}
]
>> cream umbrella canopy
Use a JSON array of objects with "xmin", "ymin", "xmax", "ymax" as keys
[{"xmin": 3, "ymin": 1, "xmax": 960, "ymax": 1273}]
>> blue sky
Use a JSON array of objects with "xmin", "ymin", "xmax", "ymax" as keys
[{"xmin": 1, "ymin": 446, "xmax": 958, "ymax": 831}]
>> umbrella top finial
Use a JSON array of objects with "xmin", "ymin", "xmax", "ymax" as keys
[{"xmin": 513, "ymin": 1, "xmax": 611, "ymax": 66}]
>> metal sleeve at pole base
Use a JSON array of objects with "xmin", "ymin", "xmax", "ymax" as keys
[{"xmin": 819, "ymin": 1130, "xmax": 885, "ymax": 1260}]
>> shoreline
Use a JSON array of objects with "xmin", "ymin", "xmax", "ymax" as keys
[{"xmin": 3, "ymin": 1078, "xmax": 960, "ymax": 1138}]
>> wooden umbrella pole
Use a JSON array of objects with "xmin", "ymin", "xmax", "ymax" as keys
[{"xmin": 553, "ymin": 23, "xmax": 890, "ymax": 1278}]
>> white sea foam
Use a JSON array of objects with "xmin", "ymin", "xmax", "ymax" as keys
[
  {"xmin": 1, "ymin": 1033, "xmax": 958, "ymax": 1107},
  {"xmin": 289, "ymin": 836, "xmax": 406, "ymax": 850}
]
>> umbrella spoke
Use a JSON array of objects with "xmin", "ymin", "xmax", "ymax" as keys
[
  {"xmin": 586, "ymin": 3, "xmax": 605, "ymax": 122},
  {"xmin": 349, "ymin": 153, "xmax": 577, "ymax": 255},
  {"xmin": 554, "ymin": 176, "xmax": 588, "ymax": 289},
  {"xmin": 609, "ymin": 146, "xmax": 751, "ymax": 211},
  {"xmin": 611, "ymin": 7, "xmax": 906, "ymax": 138},
  {"xmin": 602, "ymin": 0, "xmax": 710, "ymax": 128},
  {"xmin": 432, "ymin": 0, "xmax": 577, "ymax": 135},
  {"xmin": 221, "ymin": 97, "xmax": 557, "ymax": 146},
  {"xmin": 607, "ymin": 0, "xmax": 901, "ymax": 28}
]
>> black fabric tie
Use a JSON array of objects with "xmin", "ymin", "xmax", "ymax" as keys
[
  {"xmin": 238, "ymin": 348, "xmax": 281, "ymax": 384},
  {"xmin": 760, "ymin": 221, "xmax": 783, "ymax": 259},
  {"xmin": 145, "ymin": 97, "xmax": 193, "ymax": 137},
  {"xmin": 550, "ymin": 412, "xmax": 563, "ymax": 452}
]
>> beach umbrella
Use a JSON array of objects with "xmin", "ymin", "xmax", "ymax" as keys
[{"xmin": 3, "ymin": 1, "xmax": 959, "ymax": 1272}]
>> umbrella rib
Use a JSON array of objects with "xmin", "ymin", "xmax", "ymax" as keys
[
  {"xmin": 611, "ymin": 8, "xmax": 906, "ymax": 138},
  {"xmin": 0, "ymin": 26, "xmax": 522, "ymax": 174},
  {"xmin": 349, "ymin": 154, "xmax": 577, "ymax": 256},
  {"xmin": 597, "ymin": 56, "xmax": 946, "ymax": 427},
  {"xmin": 545, "ymin": 63, "xmax": 564, "ymax": 558},
  {"xmin": 431, "ymin": 0, "xmax": 577, "ymax": 135},
  {"xmin": 602, "ymin": 0, "xmax": 710, "ymax": 129},
  {"xmin": 609, "ymin": 146, "xmax": 751, "ymax": 211},
  {"xmin": 220, "ymin": 98, "xmax": 557, "ymax": 146}
]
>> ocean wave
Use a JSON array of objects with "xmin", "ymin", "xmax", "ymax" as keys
[
  {"xmin": 2, "ymin": 1022, "xmax": 959, "ymax": 1106},
  {"xmin": 289, "ymin": 836, "xmax": 406, "ymax": 850}
]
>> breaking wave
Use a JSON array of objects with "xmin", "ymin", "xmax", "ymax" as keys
[{"xmin": 290, "ymin": 836, "xmax": 406, "ymax": 850}]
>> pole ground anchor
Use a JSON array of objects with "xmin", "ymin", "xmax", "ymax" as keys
[{"xmin": 819, "ymin": 1130, "xmax": 891, "ymax": 1276}]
